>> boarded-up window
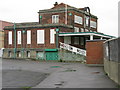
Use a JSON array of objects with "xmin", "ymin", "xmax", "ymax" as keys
[
  {"xmin": 74, "ymin": 15, "xmax": 82, "ymax": 24},
  {"xmin": 8, "ymin": 31, "xmax": 12, "ymax": 44},
  {"xmin": 17, "ymin": 31, "xmax": 21, "ymax": 44},
  {"xmin": 90, "ymin": 21, "xmax": 97, "ymax": 28},
  {"xmin": 27, "ymin": 30, "xmax": 31, "ymax": 44},
  {"xmin": 50, "ymin": 29, "xmax": 55, "ymax": 44},
  {"xmin": 37, "ymin": 30, "xmax": 44, "ymax": 44}
]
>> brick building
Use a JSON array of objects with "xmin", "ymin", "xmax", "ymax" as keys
[
  {"xmin": 3, "ymin": 2, "xmax": 114, "ymax": 60},
  {"xmin": 0, "ymin": 20, "xmax": 13, "ymax": 57}
]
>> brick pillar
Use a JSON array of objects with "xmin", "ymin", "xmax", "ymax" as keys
[{"xmin": 86, "ymin": 40, "xmax": 105, "ymax": 66}]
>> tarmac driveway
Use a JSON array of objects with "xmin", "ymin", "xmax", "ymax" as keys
[{"xmin": 2, "ymin": 59, "xmax": 118, "ymax": 88}]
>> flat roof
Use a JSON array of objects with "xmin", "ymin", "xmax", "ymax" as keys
[{"xmin": 59, "ymin": 32, "xmax": 116, "ymax": 38}]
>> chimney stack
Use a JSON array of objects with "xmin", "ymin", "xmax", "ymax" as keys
[{"xmin": 54, "ymin": 2, "xmax": 58, "ymax": 7}]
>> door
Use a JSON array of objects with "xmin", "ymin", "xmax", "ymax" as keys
[{"xmin": 46, "ymin": 51, "xmax": 58, "ymax": 60}]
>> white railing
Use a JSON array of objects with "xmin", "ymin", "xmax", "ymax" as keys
[{"xmin": 60, "ymin": 42, "xmax": 86, "ymax": 56}]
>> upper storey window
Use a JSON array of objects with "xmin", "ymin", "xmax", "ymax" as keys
[
  {"xmin": 52, "ymin": 15, "xmax": 59, "ymax": 23},
  {"xmin": 74, "ymin": 15, "xmax": 83, "ymax": 24},
  {"xmin": 85, "ymin": 16, "xmax": 89, "ymax": 26},
  {"xmin": 90, "ymin": 21, "xmax": 97, "ymax": 28}
]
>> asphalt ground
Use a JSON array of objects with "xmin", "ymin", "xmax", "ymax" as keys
[{"xmin": 1, "ymin": 59, "xmax": 118, "ymax": 88}]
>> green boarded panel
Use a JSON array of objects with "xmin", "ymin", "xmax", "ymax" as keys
[{"xmin": 46, "ymin": 51, "xmax": 58, "ymax": 60}]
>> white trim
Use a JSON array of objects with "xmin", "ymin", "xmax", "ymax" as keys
[{"xmin": 59, "ymin": 33, "xmax": 112, "ymax": 38}]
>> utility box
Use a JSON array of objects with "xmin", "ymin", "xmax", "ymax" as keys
[{"xmin": 86, "ymin": 40, "xmax": 105, "ymax": 66}]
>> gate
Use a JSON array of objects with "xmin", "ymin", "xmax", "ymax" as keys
[{"xmin": 45, "ymin": 49, "xmax": 58, "ymax": 60}]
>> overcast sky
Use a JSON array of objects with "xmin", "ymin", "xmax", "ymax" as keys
[{"xmin": 0, "ymin": 0, "xmax": 119, "ymax": 37}]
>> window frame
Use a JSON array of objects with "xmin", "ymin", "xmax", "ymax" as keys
[
  {"xmin": 74, "ymin": 15, "xmax": 83, "ymax": 24},
  {"xmin": 52, "ymin": 15, "xmax": 59, "ymax": 23}
]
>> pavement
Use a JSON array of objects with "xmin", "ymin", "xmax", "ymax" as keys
[{"xmin": 2, "ymin": 59, "xmax": 118, "ymax": 88}]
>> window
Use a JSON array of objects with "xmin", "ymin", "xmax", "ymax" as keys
[
  {"xmin": 90, "ymin": 21, "xmax": 97, "ymax": 28},
  {"xmin": 80, "ymin": 37, "xmax": 84, "ymax": 45},
  {"xmin": 27, "ymin": 51, "xmax": 30, "ymax": 58},
  {"xmin": 64, "ymin": 37, "xmax": 71, "ymax": 44},
  {"xmin": 17, "ymin": 31, "xmax": 21, "ymax": 44},
  {"xmin": 27, "ymin": 30, "xmax": 31, "ymax": 44},
  {"xmin": 50, "ymin": 29, "xmax": 55, "ymax": 44},
  {"xmin": 74, "ymin": 15, "xmax": 83, "ymax": 24},
  {"xmin": 74, "ymin": 27, "xmax": 79, "ymax": 32},
  {"xmin": 8, "ymin": 51, "xmax": 12, "ymax": 57},
  {"xmin": 8, "ymin": 31, "xmax": 12, "ymax": 44},
  {"xmin": 36, "ymin": 51, "xmax": 44, "ymax": 60},
  {"xmin": 52, "ymin": 15, "xmax": 59, "ymax": 23},
  {"xmin": 37, "ymin": 30, "xmax": 45, "ymax": 44},
  {"xmin": 17, "ymin": 51, "xmax": 21, "ymax": 57},
  {"xmin": 85, "ymin": 29, "xmax": 89, "ymax": 32},
  {"xmin": 74, "ymin": 37, "xmax": 79, "ymax": 45},
  {"xmin": 85, "ymin": 16, "xmax": 89, "ymax": 26},
  {"xmin": 81, "ymin": 28, "xmax": 84, "ymax": 32}
]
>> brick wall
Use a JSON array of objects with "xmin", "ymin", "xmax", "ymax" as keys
[
  {"xmin": 86, "ymin": 40, "xmax": 105, "ymax": 65},
  {"xmin": 4, "ymin": 27, "xmax": 73, "ymax": 49}
]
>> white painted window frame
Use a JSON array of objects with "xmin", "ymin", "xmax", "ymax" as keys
[
  {"xmin": 52, "ymin": 15, "xmax": 59, "ymax": 23},
  {"xmin": 27, "ymin": 30, "xmax": 31, "ymax": 44},
  {"xmin": 17, "ymin": 31, "xmax": 21, "ymax": 44},
  {"xmin": 37, "ymin": 30, "xmax": 45, "ymax": 44},
  {"xmin": 50, "ymin": 29, "xmax": 55, "ymax": 44},
  {"xmin": 8, "ymin": 31, "xmax": 12, "ymax": 45},
  {"xmin": 74, "ymin": 15, "xmax": 83, "ymax": 24},
  {"xmin": 90, "ymin": 21, "xmax": 97, "ymax": 28}
]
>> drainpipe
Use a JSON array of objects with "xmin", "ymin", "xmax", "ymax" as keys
[{"xmin": 14, "ymin": 23, "xmax": 16, "ymax": 59}]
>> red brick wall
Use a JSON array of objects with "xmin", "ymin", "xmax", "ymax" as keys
[
  {"xmin": 39, "ymin": 9, "xmax": 97, "ymax": 32},
  {"xmin": 86, "ymin": 40, "xmax": 105, "ymax": 64},
  {"xmin": 4, "ymin": 27, "xmax": 73, "ymax": 49}
]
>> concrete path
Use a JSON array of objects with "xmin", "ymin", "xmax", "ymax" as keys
[{"xmin": 2, "ymin": 59, "xmax": 118, "ymax": 88}]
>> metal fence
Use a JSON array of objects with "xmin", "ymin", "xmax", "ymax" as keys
[{"xmin": 104, "ymin": 37, "xmax": 120, "ymax": 62}]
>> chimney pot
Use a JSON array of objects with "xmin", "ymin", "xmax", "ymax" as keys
[{"xmin": 54, "ymin": 2, "xmax": 58, "ymax": 6}]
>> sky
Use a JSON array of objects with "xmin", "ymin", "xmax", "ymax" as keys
[{"xmin": 0, "ymin": 0, "xmax": 119, "ymax": 37}]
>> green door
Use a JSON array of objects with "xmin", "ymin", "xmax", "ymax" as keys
[{"xmin": 46, "ymin": 51, "xmax": 58, "ymax": 60}]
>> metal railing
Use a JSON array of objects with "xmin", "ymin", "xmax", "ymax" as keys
[{"xmin": 60, "ymin": 42, "xmax": 86, "ymax": 56}]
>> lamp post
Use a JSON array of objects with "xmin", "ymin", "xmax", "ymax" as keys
[
  {"xmin": 56, "ymin": 28, "xmax": 59, "ymax": 49},
  {"xmin": 14, "ymin": 23, "xmax": 16, "ymax": 59},
  {"xmin": 22, "ymin": 29, "xmax": 26, "ymax": 58}
]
